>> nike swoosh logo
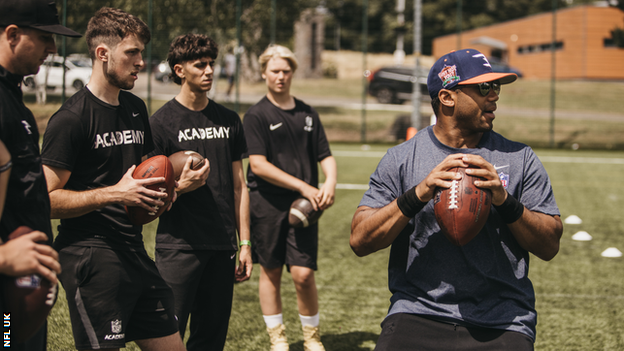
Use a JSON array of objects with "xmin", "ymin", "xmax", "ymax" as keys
[
  {"xmin": 132, "ymin": 112, "xmax": 140, "ymax": 117},
  {"xmin": 269, "ymin": 123, "xmax": 283, "ymax": 131},
  {"xmin": 494, "ymin": 165, "xmax": 509, "ymax": 170}
]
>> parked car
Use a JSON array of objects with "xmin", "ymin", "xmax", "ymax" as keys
[
  {"xmin": 25, "ymin": 55, "xmax": 92, "ymax": 91},
  {"xmin": 154, "ymin": 61, "xmax": 172, "ymax": 82},
  {"xmin": 488, "ymin": 57, "xmax": 523, "ymax": 78},
  {"xmin": 367, "ymin": 66, "xmax": 429, "ymax": 104}
]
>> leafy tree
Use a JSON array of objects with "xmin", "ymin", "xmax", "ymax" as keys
[
  {"xmin": 323, "ymin": 0, "xmax": 572, "ymax": 55},
  {"xmin": 58, "ymin": 0, "xmax": 315, "ymax": 79},
  {"xmin": 612, "ymin": 27, "xmax": 624, "ymax": 48}
]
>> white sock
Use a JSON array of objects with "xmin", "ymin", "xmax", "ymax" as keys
[
  {"xmin": 263, "ymin": 313, "xmax": 283, "ymax": 329},
  {"xmin": 299, "ymin": 313, "xmax": 320, "ymax": 328}
]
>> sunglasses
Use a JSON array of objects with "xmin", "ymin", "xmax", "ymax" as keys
[{"xmin": 475, "ymin": 81, "xmax": 501, "ymax": 96}]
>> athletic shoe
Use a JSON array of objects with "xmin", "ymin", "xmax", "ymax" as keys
[
  {"xmin": 267, "ymin": 323, "xmax": 289, "ymax": 351},
  {"xmin": 302, "ymin": 325, "xmax": 325, "ymax": 351}
]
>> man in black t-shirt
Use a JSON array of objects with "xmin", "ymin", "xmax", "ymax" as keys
[
  {"xmin": 41, "ymin": 8, "xmax": 184, "ymax": 351},
  {"xmin": 0, "ymin": 0, "xmax": 80, "ymax": 349},
  {"xmin": 244, "ymin": 45, "xmax": 336, "ymax": 351},
  {"xmin": 148, "ymin": 34, "xmax": 252, "ymax": 351}
]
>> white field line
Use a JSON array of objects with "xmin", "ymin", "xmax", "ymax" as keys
[
  {"xmin": 538, "ymin": 156, "xmax": 624, "ymax": 165},
  {"xmin": 333, "ymin": 150, "xmax": 387, "ymax": 158},
  {"xmin": 333, "ymin": 150, "xmax": 624, "ymax": 165},
  {"xmin": 336, "ymin": 183, "xmax": 369, "ymax": 190}
]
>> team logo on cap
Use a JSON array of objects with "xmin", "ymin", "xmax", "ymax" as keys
[
  {"xmin": 472, "ymin": 53, "xmax": 492, "ymax": 68},
  {"xmin": 438, "ymin": 65, "xmax": 460, "ymax": 88}
]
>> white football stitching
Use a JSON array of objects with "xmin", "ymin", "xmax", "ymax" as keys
[{"xmin": 448, "ymin": 180, "xmax": 459, "ymax": 209}]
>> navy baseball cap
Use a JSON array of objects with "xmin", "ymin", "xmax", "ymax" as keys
[
  {"xmin": 0, "ymin": 0, "xmax": 81, "ymax": 37},
  {"xmin": 427, "ymin": 48, "xmax": 517, "ymax": 99}
]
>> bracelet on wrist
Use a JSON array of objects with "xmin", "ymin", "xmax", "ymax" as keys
[
  {"xmin": 239, "ymin": 240, "xmax": 251, "ymax": 247},
  {"xmin": 397, "ymin": 186, "xmax": 427, "ymax": 218},
  {"xmin": 493, "ymin": 193, "xmax": 524, "ymax": 224},
  {"xmin": 0, "ymin": 160, "xmax": 12, "ymax": 173}
]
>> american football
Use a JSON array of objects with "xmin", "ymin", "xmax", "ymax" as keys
[
  {"xmin": 433, "ymin": 167, "xmax": 492, "ymax": 246},
  {"xmin": 168, "ymin": 150, "xmax": 206, "ymax": 180},
  {"xmin": 288, "ymin": 197, "xmax": 324, "ymax": 228},
  {"xmin": 125, "ymin": 155, "xmax": 175, "ymax": 225},
  {"xmin": 2, "ymin": 226, "xmax": 57, "ymax": 343}
]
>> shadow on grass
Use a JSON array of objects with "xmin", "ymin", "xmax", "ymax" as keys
[{"xmin": 289, "ymin": 331, "xmax": 379, "ymax": 351}]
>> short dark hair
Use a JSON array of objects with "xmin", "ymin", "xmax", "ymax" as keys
[
  {"xmin": 431, "ymin": 96, "xmax": 441, "ymax": 115},
  {"xmin": 85, "ymin": 7, "xmax": 150, "ymax": 60},
  {"xmin": 167, "ymin": 34, "xmax": 218, "ymax": 85}
]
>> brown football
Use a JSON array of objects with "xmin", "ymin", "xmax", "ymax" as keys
[
  {"xmin": 168, "ymin": 150, "xmax": 206, "ymax": 180},
  {"xmin": 125, "ymin": 155, "xmax": 175, "ymax": 225},
  {"xmin": 433, "ymin": 167, "xmax": 492, "ymax": 246},
  {"xmin": 288, "ymin": 197, "xmax": 324, "ymax": 228},
  {"xmin": 2, "ymin": 226, "xmax": 57, "ymax": 343}
]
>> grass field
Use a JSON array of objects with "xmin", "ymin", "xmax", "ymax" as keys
[
  {"xmin": 45, "ymin": 143, "xmax": 624, "ymax": 350},
  {"xmin": 25, "ymin": 74, "xmax": 624, "ymax": 349}
]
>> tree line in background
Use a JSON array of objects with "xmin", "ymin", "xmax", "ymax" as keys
[
  {"xmin": 324, "ymin": 0, "xmax": 623, "ymax": 54},
  {"xmin": 58, "ymin": 0, "xmax": 623, "ymax": 76}
]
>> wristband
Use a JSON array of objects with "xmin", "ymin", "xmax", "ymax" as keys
[
  {"xmin": 397, "ymin": 186, "xmax": 427, "ymax": 218},
  {"xmin": 0, "ymin": 160, "xmax": 11, "ymax": 173},
  {"xmin": 493, "ymin": 193, "xmax": 524, "ymax": 224},
  {"xmin": 239, "ymin": 240, "xmax": 251, "ymax": 247}
]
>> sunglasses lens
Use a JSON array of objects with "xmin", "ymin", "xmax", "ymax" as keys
[
  {"xmin": 479, "ymin": 83, "xmax": 490, "ymax": 96},
  {"xmin": 478, "ymin": 82, "xmax": 501, "ymax": 96}
]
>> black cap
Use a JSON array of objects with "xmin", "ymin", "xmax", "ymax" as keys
[{"xmin": 0, "ymin": 0, "xmax": 81, "ymax": 37}]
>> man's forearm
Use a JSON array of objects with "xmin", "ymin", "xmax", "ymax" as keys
[
  {"xmin": 49, "ymin": 187, "xmax": 114, "ymax": 219},
  {"xmin": 350, "ymin": 203, "xmax": 411, "ymax": 257},
  {"xmin": 507, "ymin": 210, "xmax": 562, "ymax": 261}
]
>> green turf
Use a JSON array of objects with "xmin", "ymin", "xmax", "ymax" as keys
[{"xmin": 45, "ymin": 144, "xmax": 624, "ymax": 350}]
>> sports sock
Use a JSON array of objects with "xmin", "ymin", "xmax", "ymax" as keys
[
  {"xmin": 299, "ymin": 313, "xmax": 320, "ymax": 328},
  {"xmin": 263, "ymin": 313, "xmax": 284, "ymax": 329}
]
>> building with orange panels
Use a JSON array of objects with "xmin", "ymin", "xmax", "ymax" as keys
[{"xmin": 432, "ymin": 4, "xmax": 624, "ymax": 80}]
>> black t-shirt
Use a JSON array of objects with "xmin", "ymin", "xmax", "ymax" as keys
[
  {"xmin": 149, "ymin": 99, "xmax": 247, "ymax": 250},
  {"xmin": 243, "ymin": 96, "xmax": 332, "ymax": 195},
  {"xmin": 0, "ymin": 66, "xmax": 53, "ymax": 243},
  {"xmin": 41, "ymin": 88, "xmax": 153, "ymax": 251}
]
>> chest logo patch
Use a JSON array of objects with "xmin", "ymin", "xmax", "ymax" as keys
[
  {"xmin": 498, "ymin": 171, "xmax": 510, "ymax": 189},
  {"xmin": 304, "ymin": 116, "xmax": 313, "ymax": 132},
  {"xmin": 270, "ymin": 123, "xmax": 283, "ymax": 131},
  {"xmin": 21, "ymin": 120, "xmax": 32, "ymax": 135}
]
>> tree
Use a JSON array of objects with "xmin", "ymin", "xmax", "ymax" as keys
[
  {"xmin": 323, "ymin": 0, "xmax": 572, "ymax": 56},
  {"xmin": 58, "ymin": 0, "xmax": 317, "ymax": 80}
]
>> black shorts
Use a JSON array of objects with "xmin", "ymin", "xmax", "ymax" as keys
[
  {"xmin": 249, "ymin": 190, "xmax": 318, "ymax": 270},
  {"xmin": 375, "ymin": 313, "xmax": 534, "ymax": 351},
  {"xmin": 155, "ymin": 249, "xmax": 236, "ymax": 349},
  {"xmin": 58, "ymin": 246, "xmax": 179, "ymax": 350}
]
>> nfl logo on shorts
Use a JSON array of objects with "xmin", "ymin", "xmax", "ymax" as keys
[
  {"xmin": 16, "ymin": 274, "xmax": 41, "ymax": 288},
  {"xmin": 111, "ymin": 319, "xmax": 122, "ymax": 334}
]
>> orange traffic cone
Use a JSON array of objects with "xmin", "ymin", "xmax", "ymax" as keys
[{"xmin": 406, "ymin": 127, "xmax": 417, "ymax": 140}]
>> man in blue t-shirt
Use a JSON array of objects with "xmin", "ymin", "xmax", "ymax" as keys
[{"xmin": 351, "ymin": 49, "xmax": 563, "ymax": 350}]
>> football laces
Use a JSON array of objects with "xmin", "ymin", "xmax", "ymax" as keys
[{"xmin": 448, "ymin": 180, "xmax": 459, "ymax": 209}]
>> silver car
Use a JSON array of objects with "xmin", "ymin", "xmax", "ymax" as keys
[{"xmin": 24, "ymin": 55, "xmax": 92, "ymax": 91}]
